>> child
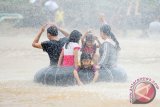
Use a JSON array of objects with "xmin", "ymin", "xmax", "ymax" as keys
[
  {"xmin": 81, "ymin": 30, "xmax": 101, "ymax": 64},
  {"xmin": 73, "ymin": 53, "xmax": 99, "ymax": 85},
  {"xmin": 58, "ymin": 30, "xmax": 82, "ymax": 68}
]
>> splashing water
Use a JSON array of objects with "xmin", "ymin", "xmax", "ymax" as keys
[{"xmin": 0, "ymin": 0, "xmax": 160, "ymax": 107}]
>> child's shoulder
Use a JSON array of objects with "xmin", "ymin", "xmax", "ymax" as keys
[
  {"xmin": 70, "ymin": 42, "xmax": 80, "ymax": 49},
  {"xmin": 89, "ymin": 65, "xmax": 97, "ymax": 72},
  {"xmin": 71, "ymin": 42, "xmax": 80, "ymax": 46}
]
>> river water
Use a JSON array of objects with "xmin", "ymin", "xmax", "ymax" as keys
[{"xmin": 0, "ymin": 27, "xmax": 160, "ymax": 107}]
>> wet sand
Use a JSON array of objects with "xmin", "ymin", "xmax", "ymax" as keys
[{"xmin": 0, "ymin": 26, "xmax": 160, "ymax": 107}]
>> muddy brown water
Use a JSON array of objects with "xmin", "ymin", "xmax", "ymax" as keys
[{"xmin": 0, "ymin": 27, "xmax": 160, "ymax": 107}]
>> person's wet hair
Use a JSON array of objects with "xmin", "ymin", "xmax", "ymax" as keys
[
  {"xmin": 86, "ymin": 33, "xmax": 95, "ymax": 42},
  {"xmin": 81, "ymin": 53, "xmax": 92, "ymax": 61},
  {"xmin": 65, "ymin": 30, "xmax": 82, "ymax": 49},
  {"xmin": 81, "ymin": 33, "xmax": 96, "ymax": 52},
  {"xmin": 80, "ymin": 53, "xmax": 93, "ymax": 69},
  {"xmin": 47, "ymin": 26, "xmax": 58, "ymax": 36},
  {"xmin": 81, "ymin": 33, "xmax": 96, "ymax": 59},
  {"xmin": 100, "ymin": 24, "xmax": 121, "ymax": 50},
  {"xmin": 100, "ymin": 24, "xmax": 111, "ymax": 36}
]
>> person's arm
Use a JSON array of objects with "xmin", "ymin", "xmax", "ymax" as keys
[
  {"xmin": 73, "ymin": 49, "xmax": 79, "ymax": 68},
  {"xmin": 92, "ymin": 71, "xmax": 99, "ymax": 83},
  {"xmin": 58, "ymin": 27, "xmax": 70, "ymax": 37},
  {"xmin": 32, "ymin": 25, "xmax": 46, "ymax": 49},
  {"xmin": 81, "ymin": 30, "xmax": 92, "ymax": 44},
  {"xmin": 98, "ymin": 43, "xmax": 108, "ymax": 66},
  {"xmin": 73, "ymin": 69, "xmax": 84, "ymax": 85},
  {"xmin": 81, "ymin": 32, "xmax": 88, "ymax": 45},
  {"xmin": 92, "ymin": 53, "xmax": 95, "ymax": 61},
  {"xmin": 94, "ymin": 36, "xmax": 101, "ymax": 48},
  {"xmin": 99, "ymin": 13, "xmax": 107, "ymax": 24},
  {"xmin": 49, "ymin": 23, "xmax": 70, "ymax": 37},
  {"xmin": 57, "ymin": 49, "xmax": 64, "ymax": 67}
]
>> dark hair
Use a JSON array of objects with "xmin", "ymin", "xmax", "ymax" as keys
[
  {"xmin": 81, "ymin": 53, "xmax": 92, "ymax": 61},
  {"xmin": 47, "ymin": 26, "xmax": 58, "ymax": 36},
  {"xmin": 100, "ymin": 24, "xmax": 120, "ymax": 50},
  {"xmin": 80, "ymin": 53, "xmax": 93, "ymax": 69},
  {"xmin": 81, "ymin": 33, "xmax": 96, "ymax": 56},
  {"xmin": 86, "ymin": 33, "xmax": 95, "ymax": 42},
  {"xmin": 65, "ymin": 30, "xmax": 82, "ymax": 49}
]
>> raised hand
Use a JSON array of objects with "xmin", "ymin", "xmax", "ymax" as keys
[
  {"xmin": 40, "ymin": 24, "xmax": 47, "ymax": 33},
  {"xmin": 99, "ymin": 13, "xmax": 107, "ymax": 24}
]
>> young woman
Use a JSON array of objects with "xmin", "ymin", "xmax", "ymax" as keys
[
  {"xmin": 74, "ymin": 53, "xmax": 99, "ymax": 85},
  {"xmin": 97, "ymin": 24, "xmax": 127, "ymax": 82},
  {"xmin": 58, "ymin": 30, "xmax": 82, "ymax": 68}
]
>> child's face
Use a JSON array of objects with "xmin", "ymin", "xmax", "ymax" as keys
[{"xmin": 82, "ymin": 59, "xmax": 91, "ymax": 68}]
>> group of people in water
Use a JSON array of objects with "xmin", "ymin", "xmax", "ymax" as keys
[{"xmin": 32, "ymin": 17, "xmax": 127, "ymax": 86}]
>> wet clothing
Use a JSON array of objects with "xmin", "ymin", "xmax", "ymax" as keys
[
  {"xmin": 76, "ymin": 65, "xmax": 96, "ymax": 84},
  {"xmin": 62, "ymin": 42, "xmax": 80, "ymax": 67},
  {"xmin": 60, "ymin": 37, "xmax": 69, "ymax": 46},
  {"xmin": 34, "ymin": 66, "xmax": 75, "ymax": 86},
  {"xmin": 98, "ymin": 39, "xmax": 127, "ymax": 82},
  {"xmin": 34, "ymin": 37, "xmax": 71, "ymax": 86},
  {"xmin": 41, "ymin": 38, "xmax": 68, "ymax": 65},
  {"xmin": 81, "ymin": 44, "xmax": 97, "ymax": 59},
  {"xmin": 98, "ymin": 39, "xmax": 117, "ymax": 67}
]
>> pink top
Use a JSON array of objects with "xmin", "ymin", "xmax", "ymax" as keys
[{"xmin": 62, "ymin": 42, "xmax": 80, "ymax": 66}]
